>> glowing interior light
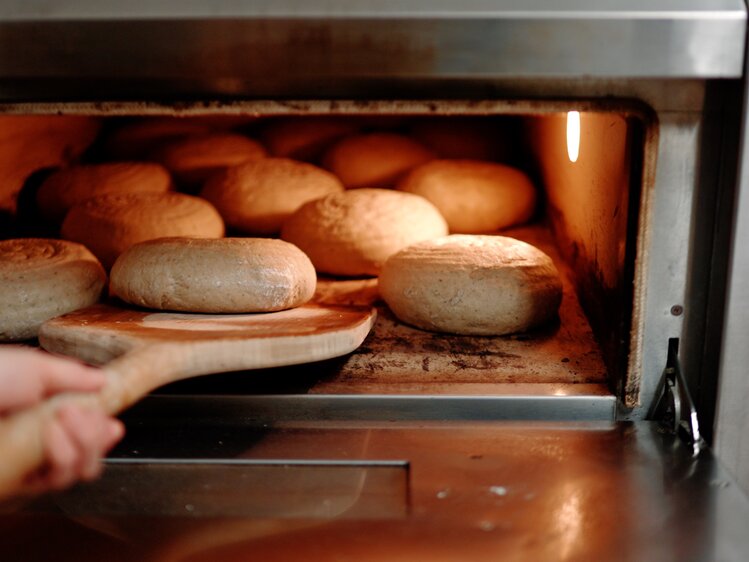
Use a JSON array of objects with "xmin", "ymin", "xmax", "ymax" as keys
[{"xmin": 566, "ymin": 111, "xmax": 580, "ymax": 163}]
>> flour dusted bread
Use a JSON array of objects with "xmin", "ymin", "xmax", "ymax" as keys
[
  {"xmin": 110, "ymin": 238, "xmax": 316, "ymax": 313},
  {"xmin": 0, "ymin": 239, "xmax": 106, "ymax": 341},
  {"xmin": 37, "ymin": 162, "xmax": 172, "ymax": 222},
  {"xmin": 260, "ymin": 117, "xmax": 359, "ymax": 161},
  {"xmin": 379, "ymin": 235, "xmax": 562, "ymax": 335},
  {"xmin": 201, "ymin": 158, "xmax": 344, "ymax": 235},
  {"xmin": 322, "ymin": 133, "xmax": 434, "ymax": 189},
  {"xmin": 61, "ymin": 192, "xmax": 224, "ymax": 268},
  {"xmin": 153, "ymin": 133, "xmax": 267, "ymax": 186},
  {"xmin": 398, "ymin": 160, "xmax": 536, "ymax": 233},
  {"xmin": 281, "ymin": 188, "xmax": 448, "ymax": 276}
]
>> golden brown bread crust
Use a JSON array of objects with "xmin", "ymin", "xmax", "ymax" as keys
[
  {"xmin": 379, "ymin": 235, "xmax": 562, "ymax": 335},
  {"xmin": 110, "ymin": 237, "xmax": 316, "ymax": 313},
  {"xmin": 0, "ymin": 116, "xmax": 101, "ymax": 215},
  {"xmin": 201, "ymin": 158, "xmax": 344, "ymax": 235},
  {"xmin": 260, "ymin": 117, "xmax": 359, "ymax": 161},
  {"xmin": 36, "ymin": 162, "xmax": 172, "ymax": 222},
  {"xmin": 322, "ymin": 133, "xmax": 435, "ymax": 189},
  {"xmin": 0, "ymin": 238, "xmax": 106, "ymax": 341},
  {"xmin": 104, "ymin": 118, "xmax": 212, "ymax": 160},
  {"xmin": 61, "ymin": 192, "xmax": 225, "ymax": 269},
  {"xmin": 152, "ymin": 133, "xmax": 267, "ymax": 186},
  {"xmin": 174, "ymin": 115, "xmax": 260, "ymax": 130},
  {"xmin": 408, "ymin": 118, "xmax": 513, "ymax": 161},
  {"xmin": 280, "ymin": 188, "xmax": 448, "ymax": 277},
  {"xmin": 397, "ymin": 160, "xmax": 536, "ymax": 233}
]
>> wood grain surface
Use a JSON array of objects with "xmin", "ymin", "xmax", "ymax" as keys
[{"xmin": 0, "ymin": 300, "xmax": 376, "ymax": 501}]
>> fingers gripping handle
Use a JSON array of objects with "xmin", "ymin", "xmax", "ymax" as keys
[{"xmin": 0, "ymin": 345, "xmax": 185, "ymax": 501}]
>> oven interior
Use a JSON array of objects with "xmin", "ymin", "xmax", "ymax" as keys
[{"xmin": 0, "ymin": 102, "xmax": 650, "ymax": 414}]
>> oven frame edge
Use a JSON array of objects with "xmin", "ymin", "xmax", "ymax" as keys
[{"xmin": 0, "ymin": 86, "xmax": 721, "ymax": 423}]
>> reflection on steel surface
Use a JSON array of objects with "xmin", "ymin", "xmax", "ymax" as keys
[
  {"xmin": 0, "ymin": 1, "xmax": 743, "ymax": 87},
  {"xmin": 552, "ymin": 481, "xmax": 584, "ymax": 561},
  {"xmin": 56, "ymin": 460, "xmax": 408, "ymax": 519},
  {"xmin": 4, "ymin": 422, "xmax": 749, "ymax": 560}
]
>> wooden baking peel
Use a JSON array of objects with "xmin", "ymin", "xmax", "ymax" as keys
[{"xmin": 0, "ymin": 300, "xmax": 376, "ymax": 500}]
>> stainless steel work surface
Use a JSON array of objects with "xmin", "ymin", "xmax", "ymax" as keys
[
  {"xmin": 0, "ymin": 0, "xmax": 743, "ymax": 100},
  {"xmin": 55, "ymin": 459, "xmax": 410, "ymax": 520},
  {"xmin": 2, "ymin": 421, "xmax": 749, "ymax": 561}
]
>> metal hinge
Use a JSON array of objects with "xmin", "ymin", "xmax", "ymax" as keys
[{"xmin": 647, "ymin": 338, "xmax": 706, "ymax": 457}]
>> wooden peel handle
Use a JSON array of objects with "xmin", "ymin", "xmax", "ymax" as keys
[{"xmin": 0, "ymin": 345, "xmax": 190, "ymax": 502}]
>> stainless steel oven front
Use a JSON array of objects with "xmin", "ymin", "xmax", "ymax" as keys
[{"xmin": 2, "ymin": 2, "xmax": 749, "ymax": 560}]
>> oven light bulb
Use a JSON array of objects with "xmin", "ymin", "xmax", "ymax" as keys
[{"xmin": 566, "ymin": 111, "xmax": 580, "ymax": 163}]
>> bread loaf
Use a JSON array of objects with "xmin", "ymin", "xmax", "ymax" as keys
[
  {"xmin": 0, "ymin": 238, "xmax": 106, "ymax": 341},
  {"xmin": 61, "ymin": 192, "xmax": 224, "ymax": 268},
  {"xmin": 176, "ymin": 115, "xmax": 259, "ymax": 130},
  {"xmin": 110, "ymin": 237, "xmax": 316, "ymax": 313},
  {"xmin": 322, "ymin": 133, "xmax": 434, "ymax": 189},
  {"xmin": 379, "ymin": 235, "xmax": 562, "ymax": 335},
  {"xmin": 201, "ymin": 158, "xmax": 344, "ymax": 235},
  {"xmin": 152, "ymin": 133, "xmax": 267, "ymax": 186},
  {"xmin": 281, "ymin": 188, "xmax": 448, "ymax": 276},
  {"xmin": 397, "ymin": 160, "xmax": 536, "ymax": 233},
  {"xmin": 409, "ymin": 118, "xmax": 512, "ymax": 161},
  {"xmin": 37, "ymin": 162, "xmax": 172, "ymax": 222},
  {"xmin": 105, "ymin": 118, "xmax": 211, "ymax": 160},
  {"xmin": 0, "ymin": 116, "xmax": 100, "ymax": 215},
  {"xmin": 260, "ymin": 118, "xmax": 359, "ymax": 161}
]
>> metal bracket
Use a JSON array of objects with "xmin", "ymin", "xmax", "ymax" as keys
[{"xmin": 647, "ymin": 338, "xmax": 706, "ymax": 457}]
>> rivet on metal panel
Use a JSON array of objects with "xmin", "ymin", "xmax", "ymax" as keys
[{"xmin": 670, "ymin": 305, "xmax": 684, "ymax": 316}]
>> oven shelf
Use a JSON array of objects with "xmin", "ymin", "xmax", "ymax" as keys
[
  {"xmin": 157, "ymin": 223, "xmax": 612, "ymax": 412},
  {"xmin": 317, "ymin": 224, "xmax": 607, "ymax": 390}
]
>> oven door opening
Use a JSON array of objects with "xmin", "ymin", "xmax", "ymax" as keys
[
  {"xmin": 0, "ymin": 101, "xmax": 653, "ymax": 421},
  {"xmin": 7, "ymin": 101, "xmax": 749, "ymax": 562}
]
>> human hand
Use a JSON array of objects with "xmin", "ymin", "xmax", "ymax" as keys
[{"xmin": 0, "ymin": 346, "xmax": 124, "ymax": 495}]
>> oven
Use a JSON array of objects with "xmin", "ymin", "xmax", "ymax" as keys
[{"xmin": 2, "ymin": 2, "xmax": 749, "ymax": 560}]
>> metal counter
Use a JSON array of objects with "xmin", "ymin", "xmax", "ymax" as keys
[{"xmin": 2, "ymin": 418, "xmax": 749, "ymax": 561}]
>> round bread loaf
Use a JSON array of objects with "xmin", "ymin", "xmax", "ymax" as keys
[
  {"xmin": 61, "ymin": 192, "xmax": 225, "ymax": 268},
  {"xmin": 281, "ymin": 188, "xmax": 448, "ymax": 276},
  {"xmin": 105, "ymin": 118, "xmax": 212, "ymax": 160},
  {"xmin": 0, "ymin": 116, "xmax": 100, "ymax": 216},
  {"xmin": 409, "ymin": 118, "xmax": 512, "ymax": 161},
  {"xmin": 201, "ymin": 158, "xmax": 344, "ymax": 235},
  {"xmin": 152, "ymin": 133, "xmax": 267, "ymax": 186},
  {"xmin": 397, "ymin": 160, "xmax": 536, "ymax": 233},
  {"xmin": 110, "ymin": 237, "xmax": 316, "ymax": 313},
  {"xmin": 36, "ymin": 162, "xmax": 172, "ymax": 222},
  {"xmin": 177, "ymin": 115, "xmax": 259, "ymax": 130},
  {"xmin": 322, "ymin": 133, "xmax": 434, "ymax": 189},
  {"xmin": 0, "ymin": 238, "xmax": 106, "ymax": 341},
  {"xmin": 260, "ymin": 117, "xmax": 359, "ymax": 161},
  {"xmin": 379, "ymin": 235, "xmax": 562, "ymax": 336}
]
